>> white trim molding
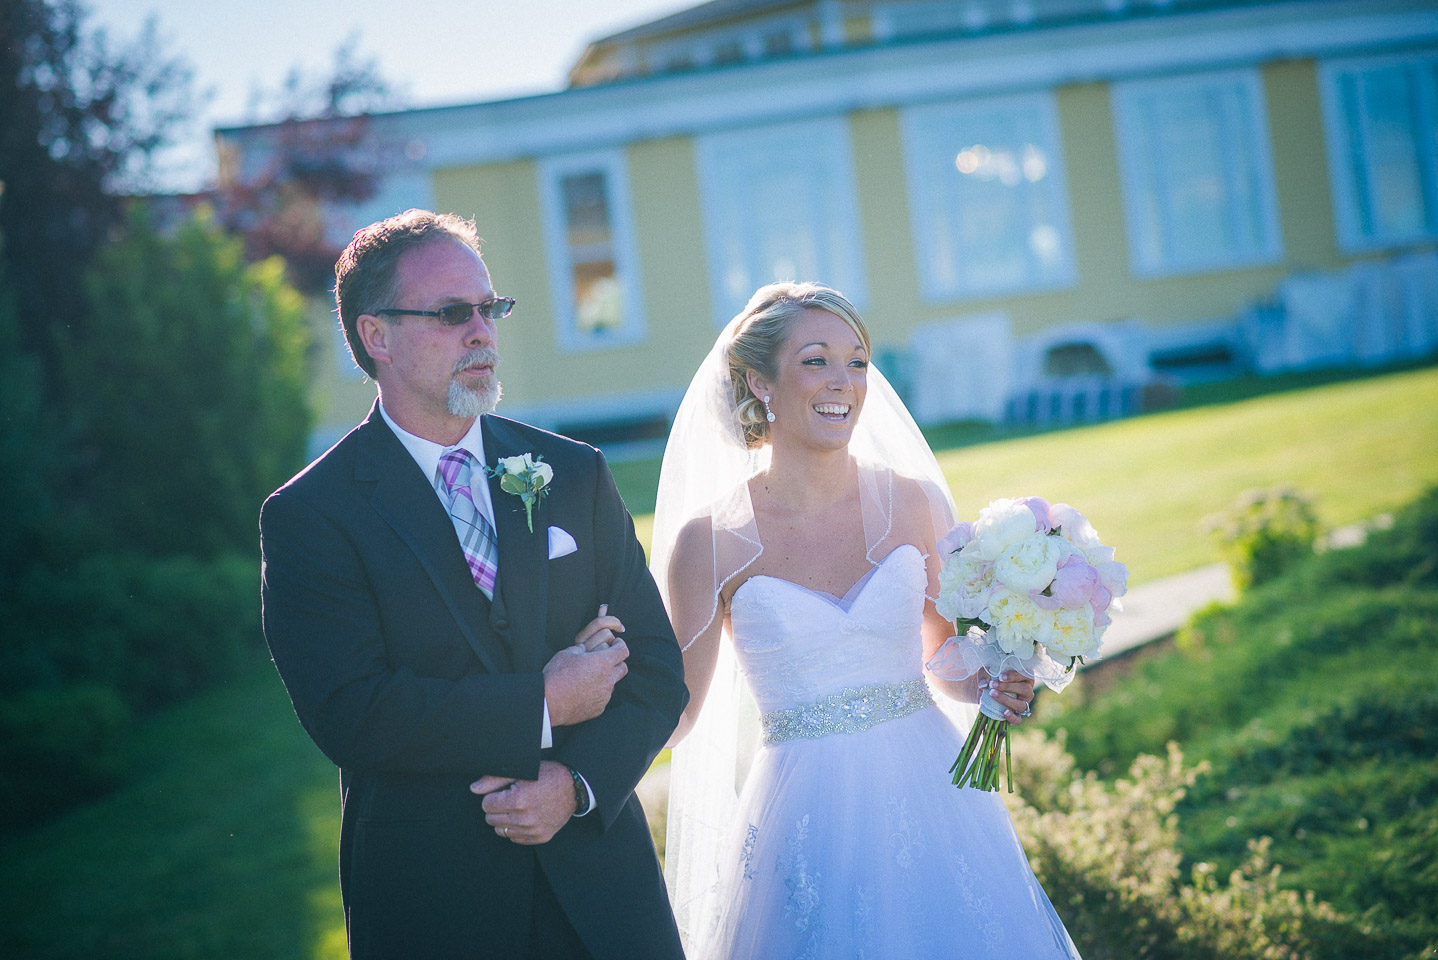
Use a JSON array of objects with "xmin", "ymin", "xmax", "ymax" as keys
[{"xmin": 535, "ymin": 149, "xmax": 648, "ymax": 353}]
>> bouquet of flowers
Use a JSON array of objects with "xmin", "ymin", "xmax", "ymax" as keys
[{"xmin": 927, "ymin": 496, "xmax": 1128, "ymax": 792}]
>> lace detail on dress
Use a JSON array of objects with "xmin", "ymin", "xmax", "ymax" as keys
[
  {"xmin": 951, "ymin": 852, "xmax": 1006, "ymax": 952},
  {"xmin": 781, "ymin": 815, "xmax": 823, "ymax": 933},
  {"xmin": 741, "ymin": 824, "xmax": 759, "ymax": 881},
  {"xmin": 887, "ymin": 795, "xmax": 926, "ymax": 871}
]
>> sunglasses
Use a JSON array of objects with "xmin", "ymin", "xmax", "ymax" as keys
[{"xmin": 374, "ymin": 297, "xmax": 516, "ymax": 325}]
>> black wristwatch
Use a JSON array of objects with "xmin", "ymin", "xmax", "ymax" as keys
[{"xmin": 568, "ymin": 765, "xmax": 591, "ymax": 817}]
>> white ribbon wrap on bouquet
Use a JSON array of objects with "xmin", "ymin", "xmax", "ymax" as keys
[{"xmin": 926, "ymin": 625, "xmax": 1084, "ymax": 700}]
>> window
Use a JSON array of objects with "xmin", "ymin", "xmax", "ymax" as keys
[
  {"xmin": 1321, "ymin": 52, "xmax": 1438, "ymax": 251},
  {"xmin": 537, "ymin": 151, "xmax": 646, "ymax": 351},
  {"xmin": 1112, "ymin": 69, "xmax": 1282, "ymax": 276},
  {"xmin": 900, "ymin": 92, "xmax": 1078, "ymax": 301},
  {"xmin": 695, "ymin": 117, "xmax": 869, "ymax": 324}
]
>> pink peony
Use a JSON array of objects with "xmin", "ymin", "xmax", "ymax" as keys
[
  {"xmin": 938, "ymin": 521, "xmax": 975, "ymax": 556},
  {"xmin": 1050, "ymin": 554, "xmax": 1099, "ymax": 607},
  {"xmin": 1030, "ymin": 553, "xmax": 1099, "ymax": 610}
]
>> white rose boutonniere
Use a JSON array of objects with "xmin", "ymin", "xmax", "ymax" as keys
[{"xmin": 486, "ymin": 453, "xmax": 554, "ymax": 532}]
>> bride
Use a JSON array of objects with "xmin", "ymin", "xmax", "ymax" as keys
[{"xmin": 652, "ymin": 282, "xmax": 1081, "ymax": 959}]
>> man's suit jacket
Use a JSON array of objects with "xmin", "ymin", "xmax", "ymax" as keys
[{"xmin": 260, "ymin": 404, "xmax": 688, "ymax": 959}]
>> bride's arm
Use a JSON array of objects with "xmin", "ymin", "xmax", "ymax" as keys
[
  {"xmin": 662, "ymin": 517, "xmax": 726, "ymax": 748},
  {"xmin": 922, "ymin": 601, "xmax": 980, "ymax": 704}
]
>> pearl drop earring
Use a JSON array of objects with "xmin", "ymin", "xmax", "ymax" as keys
[{"xmin": 763, "ymin": 395, "xmax": 776, "ymax": 423}]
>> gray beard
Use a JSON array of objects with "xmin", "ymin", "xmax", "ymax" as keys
[
  {"xmin": 448, "ymin": 376, "xmax": 501, "ymax": 418},
  {"xmin": 448, "ymin": 347, "xmax": 501, "ymax": 418}
]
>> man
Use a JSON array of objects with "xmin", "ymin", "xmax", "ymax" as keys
[{"xmin": 260, "ymin": 209, "xmax": 688, "ymax": 959}]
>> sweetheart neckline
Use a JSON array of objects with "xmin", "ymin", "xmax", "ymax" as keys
[{"xmin": 732, "ymin": 543, "xmax": 922, "ymax": 610}]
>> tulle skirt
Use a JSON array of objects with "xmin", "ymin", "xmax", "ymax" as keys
[{"xmin": 690, "ymin": 704, "xmax": 1081, "ymax": 960}]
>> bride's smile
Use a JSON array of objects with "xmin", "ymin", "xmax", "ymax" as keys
[{"xmin": 748, "ymin": 307, "xmax": 869, "ymax": 450}]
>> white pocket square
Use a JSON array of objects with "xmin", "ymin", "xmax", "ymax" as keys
[{"xmin": 547, "ymin": 525, "xmax": 578, "ymax": 560}]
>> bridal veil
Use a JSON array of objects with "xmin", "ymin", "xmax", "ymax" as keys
[{"xmin": 651, "ymin": 300, "xmax": 969, "ymax": 951}]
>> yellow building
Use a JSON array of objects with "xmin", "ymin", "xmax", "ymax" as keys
[{"xmin": 218, "ymin": 0, "xmax": 1438, "ymax": 455}]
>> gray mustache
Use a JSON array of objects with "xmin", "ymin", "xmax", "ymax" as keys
[{"xmin": 453, "ymin": 347, "xmax": 500, "ymax": 375}]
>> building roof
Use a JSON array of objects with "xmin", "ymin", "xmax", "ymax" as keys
[
  {"xmin": 594, "ymin": 0, "xmax": 806, "ymax": 45},
  {"xmin": 567, "ymin": 0, "xmax": 1324, "ymax": 89}
]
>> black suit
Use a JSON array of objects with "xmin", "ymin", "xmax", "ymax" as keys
[{"xmin": 260, "ymin": 404, "xmax": 687, "ymax": 959}]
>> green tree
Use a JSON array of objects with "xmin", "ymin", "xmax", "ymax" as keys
[
  {"xmin": 0, "ymin": 216, "xmax": 62, "ymax": 578},
  {"xmin": 215, "ymin": 34, "xmax": 402, "ymax": 293},
  {"xmin": 63, "ymin": 205, "xmax": 311, "ymax": 558},
  {"xmin": 0, "ymin": 0, "xmax": 196, "ymax": 383}
]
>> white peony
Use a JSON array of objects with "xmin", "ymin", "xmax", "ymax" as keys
[
  {"xmin": 1047, "ymin": 604, "xmax": 1099, "ymax": 659},
  {"xmin": 986, "ymin": 587, "xmax": 1052, "ymax": 661},
  {"xmin": 993, "ymin": 534, "xmax": 1063, "ymax": 593},
  {"xmin": 936, "ymin": 551, "xmax": 996, "ymax": 621},
  {"xmin": 969, "ymin": 498, "xmax": 1042, "ymax": 561}
]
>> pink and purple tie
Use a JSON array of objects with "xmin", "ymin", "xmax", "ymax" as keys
[{"xmin": 434, "ymin": 448, "xmax": 499, "ymax": 599}]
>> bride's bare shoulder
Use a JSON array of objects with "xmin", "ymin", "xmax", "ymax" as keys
[{"xmin": 886, "ymin": 470, "xmax": 953, "ymax": 546}]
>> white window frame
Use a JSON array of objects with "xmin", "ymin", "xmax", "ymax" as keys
[
  {"xmin": 695, "ymin": 116, "xmax": 869, "ymax": 326},
  {"xmin": 536, "ymin": 150, "xmax": 647, "ymax": 353},
  {"xmin": 1111, "ymin": 68, "xmax": 1283, "ymax": 278},
  {"xmin": 900, "ymin": 91, "xmax": 1079, "ymax": 302},
  {"xmin": 1320, "ymin": 50, "xmax": 1438, "ymax": 253}
]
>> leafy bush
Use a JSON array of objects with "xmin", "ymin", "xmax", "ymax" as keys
[
  {"xmin": 1202, "ymin": 486, "xmax": 1321, "ymax": 590},
  {"xmin": 0, "ymin": 684, "xmax": 132, "ymax": 831},
  {"xmin": 64, "ymin": 205, "xmax": 311, "ymax": 559},
  {"xmin": 6, "ymin": 552, "xmax": 264, "ymax": 710},
  {"xmin": 0, "ymin": 550, "xmax": 265, "ymax": 833},
  {"xmin": 1006, "ymin": 735, "xmax": 1343, "ymax": 960}
]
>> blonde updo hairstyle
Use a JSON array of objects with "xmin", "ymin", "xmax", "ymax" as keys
[{"xmin": 726, "ymin": 281, "xmax": 871, "ymax": 448}]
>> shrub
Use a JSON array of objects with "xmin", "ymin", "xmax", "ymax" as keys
[
  {"xmin": 64, "ymin": 206, "xmax": 311, "ymax": 559},
  {"xmin": 0, "ymin": 684, "xmax": 131, "ymax": 831},
  {"xmin": 1034, "ymin": 485, "xmax": 1438, "ymax": 957},
  {"xmin": 0, "ymin": 550, "xmax": 265, "ymax": 830},
  {"xmin": 6, "ymin": 552, "xmax": 264, "ymax": 711},
  {"xmin": 1202, "ymin": 486, "xmax": 1321, "ymax": 590},
  {"xmin": 1007, "ymin": 736, "xmax": 1344, "ymax": 960}
]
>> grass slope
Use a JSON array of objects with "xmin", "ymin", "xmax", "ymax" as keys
[
  {"xmin": 1036, "ymin": 488, "xmax": 1438, "ymax": 958},
  {"xmin": 0, "ymin": 666, "xmax": 347, "ymax": 960}
]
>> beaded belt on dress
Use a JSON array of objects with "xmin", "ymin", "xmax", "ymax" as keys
[{"xmin": 760, "ymin": 677, "xmax": 934, "ymax": 745}]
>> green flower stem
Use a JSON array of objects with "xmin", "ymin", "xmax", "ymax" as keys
[
  {"xmin": 949, "ymin": 715, "xmax": 1014, "ymax": 793},
  {"xmin": 1005, "ymin": 723, "xmax": 1013, "ymax": 793}
]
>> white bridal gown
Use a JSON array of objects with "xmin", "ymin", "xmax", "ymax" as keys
[{"xmin": 697, "ymin": 543, "xmax": 1082, "ymax": 960}]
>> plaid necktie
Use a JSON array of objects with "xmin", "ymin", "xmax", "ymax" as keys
[{"xmin": 435, "ymin": 448, "xmax": 499, "ymax": 599}]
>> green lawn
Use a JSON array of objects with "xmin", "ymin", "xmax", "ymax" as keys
[
  {"xmin": 0, "ymin": 665, "xmax": 347, "ymax": 960},
  {"xmin": 3, "ymin": 363, "xmax": 1436, "ymax": 958}
]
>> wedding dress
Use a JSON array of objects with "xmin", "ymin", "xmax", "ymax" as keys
[{"xmin": 689, "ymin": 543, "xmax": 1081, "ymax": 960}]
